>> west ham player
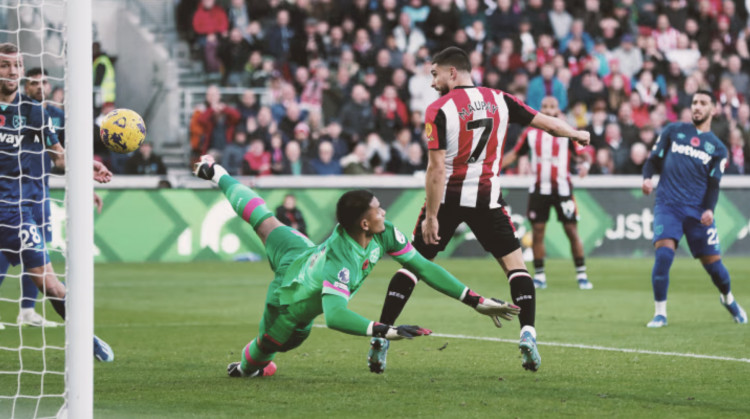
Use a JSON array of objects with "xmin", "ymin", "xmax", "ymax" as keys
[
  {"xmin": 501, "ymin": 96, "xmax": 593, "ymax": 290},
  {"xmin": 369, "ymin": 47, "xmax": 590, "ymax": 373},
  {"xmin": 192, "ymin": 155, "xmax": 520, "ymax": 378},
  {"xmin": 642, "ymin": 90, "xmax": 747, "ymax": 327},
  {"xmin": 0, "ymin": 43, "xmax": 115, "ymax": 360},
  {"xmin": 0, "ymin": 67, "xmax": 68, "ymax": 328}
]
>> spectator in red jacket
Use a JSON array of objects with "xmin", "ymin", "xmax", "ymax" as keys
[
  {"xmin": 192, "ymin": 0, "xmax": 229, "ymax": 73},
  {"xmin": 196, "ymin": 85, "xmax": 241, "ymax": 157}
]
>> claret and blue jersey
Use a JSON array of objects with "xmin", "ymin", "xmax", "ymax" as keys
[
  {"xmin": 648, "ymin": 122, "xmax": 727, "ymax": 217},
  {"xmin": 0, "ymin": 93, "xmax": 59, "ymax": 207},
  {"xmin": 0, "ymin": 93, "xmax": 59, "ymax": 268},
  {"xmin": 645, "ymin": 122, "xmax": 727, "ymax": 257}
]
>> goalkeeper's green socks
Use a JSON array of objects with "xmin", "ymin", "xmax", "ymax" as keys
[
  {"xmin": 215, "ymin": 173, "xmax": 273, "ymax": 229},
  {"xmin": 240, "ymin": 339, "xmax": 275, "ymax": 375}
]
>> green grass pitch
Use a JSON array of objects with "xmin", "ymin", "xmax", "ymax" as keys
[{"xmin": 1, "ymin": 257, "xmax": 748, "ymax": 418}]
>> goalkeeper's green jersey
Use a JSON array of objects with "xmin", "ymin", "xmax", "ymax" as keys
[{"xmin": 277, "ymin": 220, "xmax": 417, "ymax": 323}]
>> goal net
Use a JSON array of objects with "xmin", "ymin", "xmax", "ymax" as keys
[{"xmin": 0, "ymin": 0, "xmax": 94, "ymax": 418}]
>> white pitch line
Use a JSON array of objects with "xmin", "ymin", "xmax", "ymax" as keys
[
  {"xmin": 311, "ymin": 325, "xmax": 750, "ymax": 364},
  {"xmin": 430, "ymin": 332, "xmax": 750, "ymax": 364}
]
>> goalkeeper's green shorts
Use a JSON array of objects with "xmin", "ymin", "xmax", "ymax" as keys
[
  {"xmin": 257, "ymin": 225, "xmax": 315, "ymax": 353},
  {"xmin": 264, "ymin": 225, "xmax": 314, "ymax": 275}
]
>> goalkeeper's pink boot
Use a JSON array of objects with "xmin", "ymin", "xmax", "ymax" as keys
[{"xmin": 227, "ymin": 361, "xmax": 277, "ymax": 378}]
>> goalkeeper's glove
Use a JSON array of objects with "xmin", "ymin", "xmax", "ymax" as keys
[
  {"xmin": 369, "ymin": 322, "xmax": 432, "ymax": 340},
  {"xmin": 461, "ymin": 289, "xmax": 521, "ymax": 328}
]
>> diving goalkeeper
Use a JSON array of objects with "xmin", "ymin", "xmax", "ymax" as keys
[{"xmin": 193, "ymin": 155, "xmax": 520, "ymax": 378}]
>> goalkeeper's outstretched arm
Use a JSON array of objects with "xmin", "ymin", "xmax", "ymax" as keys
[
  {"xmin": 322, "ymin": 294, "xmax": 430, "ymax": 340},
  {"xmin": 401, "ymin": 253, "xmax": 521, "ymax": 327}
]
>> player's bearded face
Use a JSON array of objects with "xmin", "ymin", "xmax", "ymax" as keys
[
  {"xmin": 691, "ymin": 94, "xmax": 713, "ymax": 126},
  {"xmin": 0, "ymin": 53, "xmax": 22, "ymax": 96},
  {"xmin": 430, "ymin": 64, "xmax": 451, "ymax": 96}
]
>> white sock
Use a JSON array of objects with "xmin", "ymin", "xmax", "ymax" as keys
[
  {"xmin": 722, "ymin": 292, "xmax": 735, "ymax": 305},
  {"xmin": 211, "ymin": 164, "xmax": 228, "ymax": 184},
  {"xmin": 654, "ymin": 300, "xmax": 667, "ymax": 317},
  {"xmin": 521, "ymin": 325, "xmax": 536, "ymax": 339},
  {"xmin": 534, "ymin": 273, "xmax": 546, "ymax": 283}
]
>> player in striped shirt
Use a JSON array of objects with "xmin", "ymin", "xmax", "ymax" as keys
[
  {"xmin": 501, "ymin": 96, "xmax": 593, "ymax": 290},
  {"xmin": 370, "ymin": 47, "xmax": 590, "ymax": 373},
  {"xmin": 192, "ymin": 155, "xmax": 520, "ymax": 378}
]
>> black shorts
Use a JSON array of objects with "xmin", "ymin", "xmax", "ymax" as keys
[
  {"xmin": 527, "ymin": 192, "xmax": 578, "ymax": 224},
  {"xmin": 412, "ymin": 202, "xmax": 520, "ymax": 259}
]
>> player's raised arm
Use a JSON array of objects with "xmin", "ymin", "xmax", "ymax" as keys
[{"xmin": 529, "ymin": 112, "xmax": 590, "ymax": 146}]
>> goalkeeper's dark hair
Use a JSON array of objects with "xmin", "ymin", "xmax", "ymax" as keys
[
  {"xmin": 26, "ymin": 67, "xmax": 48, "ymax": 78},
  {"xmin": 336, "ymin": 189, "xmax": 375, "ymax": 232},
  {"xmin": 0, "ymin": 43, "xmax": 19, "ymax": 56},
  {"xmin": 693, "ymin": 89, "xmax": 716, "ymax": 104},
  {"xmin": 432, "ymin": 47, "xmax": 471, "ymax": 73}
]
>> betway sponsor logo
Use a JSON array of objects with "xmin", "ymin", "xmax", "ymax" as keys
[
  {"xmin": 0, "ymin": 132, "xmax": 23, "ymax": 147},
  {"xmin": 605, "ymin": 208, "xmax": 654, "ymax": 240},
  {"xmin": 672, "ymin": 142, "xmax": 711, "ymax": 164}
]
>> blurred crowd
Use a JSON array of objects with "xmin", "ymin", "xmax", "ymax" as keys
[{"xmin": 176, "ymin": 0, "xmax": 750, "ymax": 176}]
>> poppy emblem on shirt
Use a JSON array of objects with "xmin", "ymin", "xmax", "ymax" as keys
[
  {"xmin": 0, "ymin": 115, "xmax": 5, "ymax": 127},
  {"xmin": 362, "ymin": 259, "xmax": 369, "ymax": 270},
  {"xmin": 690, "ymin": 137, "xmax": 700, "ymax": 147}
]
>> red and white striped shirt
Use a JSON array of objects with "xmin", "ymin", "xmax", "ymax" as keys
[
  {"xmin": 513, "ymin": 127, "xmax": 580, "ymax": 196},
  {"xmin": 425, "ymin": 86, "xmax": 537, "ymax": 208}
]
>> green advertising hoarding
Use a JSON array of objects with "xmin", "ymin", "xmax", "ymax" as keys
[{"xmin": 48, "ymin": 187, "xmax": 750, "ymax": 263}]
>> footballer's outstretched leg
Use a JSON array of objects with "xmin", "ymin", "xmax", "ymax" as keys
[{"xmin": 194, "ymin": 154, "xmax": 282, "ymax": 243}]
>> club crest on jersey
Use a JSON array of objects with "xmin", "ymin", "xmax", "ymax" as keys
[
  {"xmin": 458, "ymin": 101, "xmax": 498, "ymax": 120},
  {"xmin": 337, "ymin": 268, "xmax": 350, "ymax": 284},
  {"xmin": 690, "ymin": 137, "xmax": 700, "ymax": 147},
  {"xmin": 12, "ymin": 115, "xmax": 26, "ymax": 128},
  {"xmin": 369, "ymin": 248, "xmax": 380, "ymax": 263},
  {"xmin": 703, "ymin": 142, "xmax": 715, "ymax": 154},
  {"xmin": 395, "ymin": 229, "xmax": 406, "ymax": 244}
]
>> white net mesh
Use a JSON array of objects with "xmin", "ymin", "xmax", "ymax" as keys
[{"xmin": 0, "ymin": 1, "xmax": 68, "ymax": 418}]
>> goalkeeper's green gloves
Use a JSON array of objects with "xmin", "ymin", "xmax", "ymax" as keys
[
  {"xmin": 461, "ymin": 289, "xmax": 520, "ymax": 328},
  {"xmin": 369, "ymin": 322, "xmax": 432, "ymax": 340}
]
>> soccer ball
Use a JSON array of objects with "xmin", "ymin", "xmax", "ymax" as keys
[{"xmin": 99, "ymin": 108, "xmax": 147, "ymax": 153}]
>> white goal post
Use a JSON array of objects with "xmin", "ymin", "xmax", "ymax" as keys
[{"xmin": 65, "ymin": 0, "xmax": 94, "ymax": 417}]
